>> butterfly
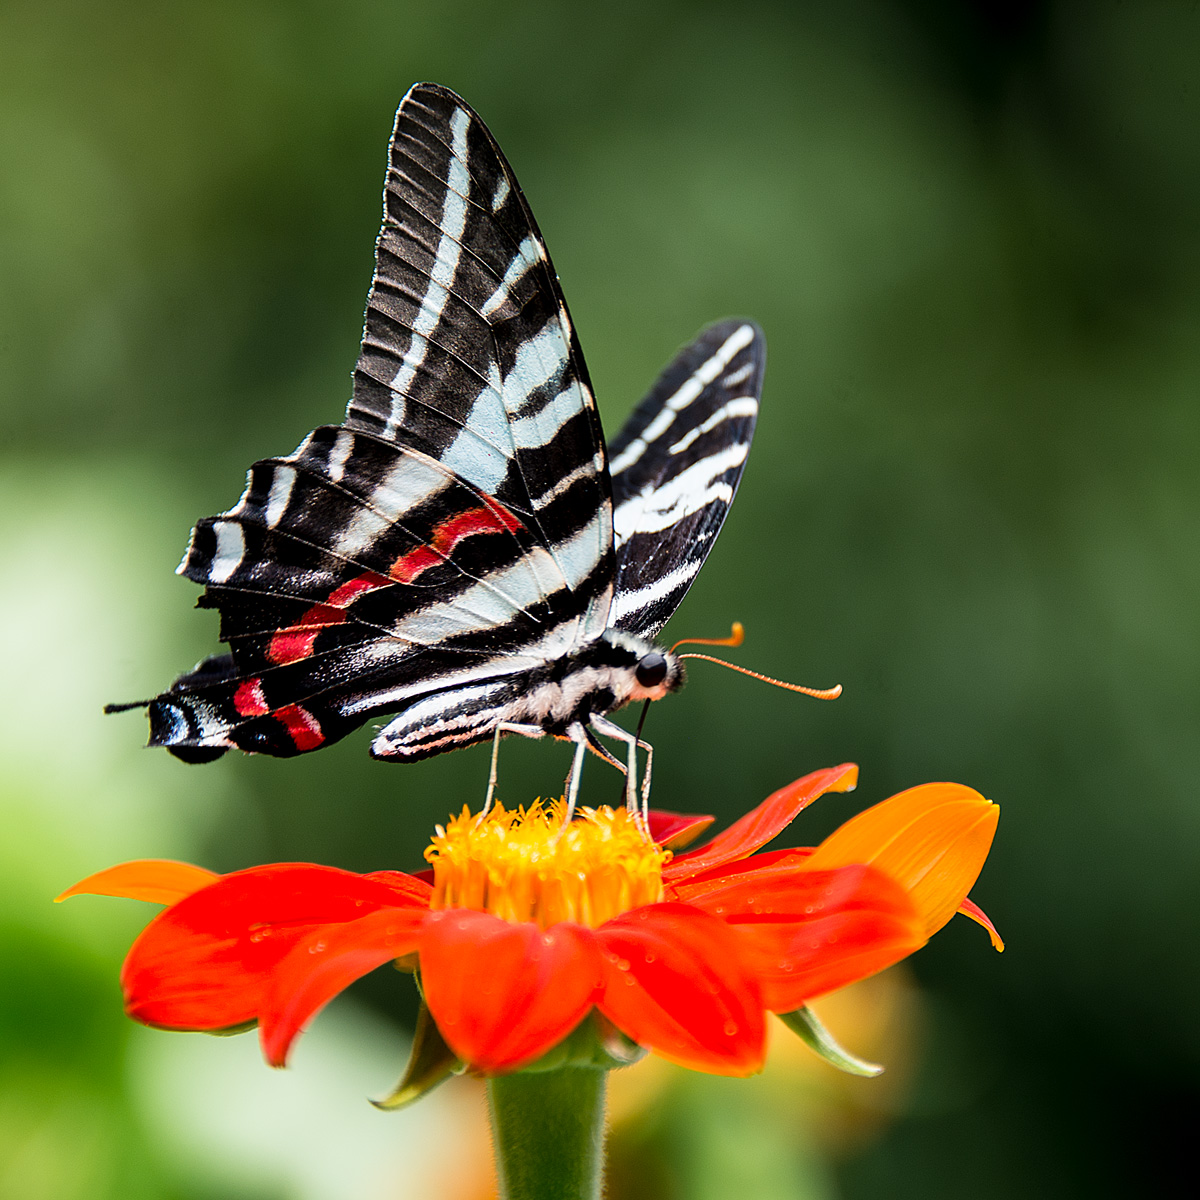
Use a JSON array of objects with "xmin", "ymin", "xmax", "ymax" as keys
[{"xmin": 122, "ymin": 82, "xmax": 771, "ymax": 814}]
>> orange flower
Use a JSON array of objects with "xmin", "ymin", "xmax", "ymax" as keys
[{"xmin": 59, "ymin": 765, "xmax": 999, "ymax": 1077}]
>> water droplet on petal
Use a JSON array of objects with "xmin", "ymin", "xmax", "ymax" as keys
[{"xmin": 724, "ymin": 1020, "xmax": 738, "ymax": 1037}]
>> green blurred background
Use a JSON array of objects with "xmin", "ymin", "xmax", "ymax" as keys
[{"xmin": 3, "ymin": 0, "xmax": 1199, "ymax": 1196}]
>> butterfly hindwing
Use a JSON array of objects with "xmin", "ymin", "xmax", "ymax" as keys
[
  {"xmin": 155, "ymin": 430, "xmax": 558, "ymax": 757},
  {"xmin": 608, "ymin": 319, "xmax": 764, "ymax": 637}
]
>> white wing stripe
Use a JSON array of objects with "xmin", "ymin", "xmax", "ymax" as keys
[
  {"xmin": 327, "ymin": 430, "xmax": 354, "ymax": 483},
  {"xmin": 388, "ymin": 550, "xmax": 555, "ymax": 645},
  {"xmin": 348, "ymin": 657, "xmax": 542, "ymax": 717},
  {"xmin": 440, "ymin": 362, "xmax": 511, "ymax": 495},
  {"xmin": 612, "ymin": 442, "xmax": 749, "ymax": 543},
  {"xmin": 480, "ymin": 235, "xmax": 539, "ymax": 318},
  {"xmin": 504, "ymin": 322, "xmax": 569, "ymax": 413},
  {"xmin": 608, "ymin": 324, "xmax": 755, "ymax": 475},
  {"xmin": 552, "ymin": 510, "xmax": 608, "ymax": 591},
  {"xmin": 510, "ymin": 384, "xmax": 581, "ymax": 451},
  {"xmin": 668, "ymin": 397, "xmax": 758, "ymax": 455},
  {"xmin": 610, "ymin": 561, "xmax": 701, "ymax": 626},
  {"xmin": 264, "ymin": 464, "xmax": 296, "ymax": 528},
  {"xmin": 530, "ymin": 451, "xmax": 604, "ymax": 510},
  {"xmin": 207, "ymin": 521, "xmax": 245, "ymax": 584},
  {"xmin": 383, "ymin": 107, "xmax": 472, "ymax": 438},
  {"xmin": 336, "ymin": 453, "xmax": 451, "ymax": 556}
]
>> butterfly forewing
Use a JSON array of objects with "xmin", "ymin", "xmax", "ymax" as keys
[
  {"xmin": 608, "ymin": 319, "xmax": 764, "ymax": 638},
  {"xmin": 348, "ymin": 84, "xmax": 613, "ymax": 638}
]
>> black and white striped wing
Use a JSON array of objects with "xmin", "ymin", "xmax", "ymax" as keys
[
  {"xmin": 146, "ymin": 84, "xmax": 614, "ymax": 761},
  {"xmin": 349, "ymin": 82, "xmax": 612, "ymax": 621},
  {"xmin": 607, "ymin": 320, "xmax": 763, "ymax": 637}
]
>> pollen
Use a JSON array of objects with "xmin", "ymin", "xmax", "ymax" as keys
[{"xmin": 425, "ymin": 801, "xmax": 669, "ymax": 929}]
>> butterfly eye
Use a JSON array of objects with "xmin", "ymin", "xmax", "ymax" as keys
[{"xmin": 635, "ymin": 652, "xmax": 668, "ymax": 689}]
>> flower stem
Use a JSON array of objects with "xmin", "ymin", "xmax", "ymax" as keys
[{"xmin": 486, "ymin": 1066, "xmax": 607, "ymax": 1200}]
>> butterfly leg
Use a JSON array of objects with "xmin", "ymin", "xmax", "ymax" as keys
[
  {"xmin": 483, "ymin": 721, "xmax": 545, "ymax": 818},
  {"xmin": 584, "ymin": 726, "xmax": 626, "ymax": 773},
  {"xmin": 588, "ymin": 715, "xmax": 654, "ymax": 819},
  {"xmin": 564, "ymin": 722, "xmax": 591, "ymax": 822}
]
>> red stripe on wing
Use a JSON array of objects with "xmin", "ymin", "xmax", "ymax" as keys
[
  {"xmin": 388, "ymin": 503, "xmax": 524, "ymax": 584},
  {"xmin": 234, "ymin": 678, "xmax": 269, "ymax": 716},
  {"xmin": 267, "ymin": 573, "xmax": 391, "ymax": 665},
  {"xmin": 273, "ymin": 703, "xmax": 324, "ymax": 751},
  {"xmin": 267, "ymin": 503, "xmax": 525, "ymax": 666}
]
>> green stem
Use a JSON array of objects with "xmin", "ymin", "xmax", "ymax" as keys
[{"xmin": 486, "ymin": 1066, "xmax": 607, "ymax": 1200}]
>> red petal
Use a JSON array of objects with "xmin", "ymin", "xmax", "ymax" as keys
[
  {"xmin": 420, "ymin": 911, "xmax": 602, "ymax": 1073},
  {"xmin": 666, "ymin": 847, "xmax": 815, "ymax": 901},
  {"xmin": 595, "ymin": 903, "xmax": 765, "ymax": 1076},
  {"xmin": 958, "ymin": 896, "xmax": 1005, "ymax": 951},
  {"xmin": 121, "ymin": 864, "xmax": 426, "ymax": 1030},
  {"xmin": 687, "ymin": 864, "xmax": 924, "ymax": 1012},
  {"xmin": 259, "ymin": 907, "xmax": 427, "ymax": 1066},
  {"xmin": 664, "ymin": 764, "xmax": 859, "ymax": 881},
  {"xmin": 363, "ymin": 869, "xmax": 433, "ymax": 903},
  {"xmin": 646, "ymin": 810, "xmax": 716, "ymax": 850},
  {"xmin": 56, "ymin": 860, "xmax": 221, "ymax": 906}
]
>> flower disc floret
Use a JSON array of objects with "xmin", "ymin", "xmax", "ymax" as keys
[{"xmin": 426, "ymin": 801, "xmax": 669, "ymax": 929}]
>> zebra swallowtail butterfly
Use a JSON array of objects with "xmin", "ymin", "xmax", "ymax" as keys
[{"xmin": 125, "ymin": 82, "xmax": 766, "ymax": 812}]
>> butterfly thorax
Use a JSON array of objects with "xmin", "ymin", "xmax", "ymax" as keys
[{"xmin": 369, "ymin": 631, "xmax": 684, "ymax": 761}]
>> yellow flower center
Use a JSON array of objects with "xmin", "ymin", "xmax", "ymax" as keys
[{"xmin": 425, "ymin": 800, "xmax": 669, "ymax": 929}]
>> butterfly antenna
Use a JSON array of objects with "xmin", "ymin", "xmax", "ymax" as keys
[
  {"xmin": 104, "ymin": 700, "xmax": 152, "ymax": 714},
  {"xmin": 670, "ymin": 621, "xmax": 745, "ymax": 653},
  {"xmin": 676, "ymin": 654, "xmax": 842, "ymax": 700}
]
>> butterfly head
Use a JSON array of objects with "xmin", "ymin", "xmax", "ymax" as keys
[{"xmin": 601, "ymin": 630, "xmax": 685, "ymax": 703}]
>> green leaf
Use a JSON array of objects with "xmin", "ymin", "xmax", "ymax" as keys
[
  {"xmin": 520, "ymin": 1012, "xmax": 647, "ymax": 1074},
  {"xmin": 372, "ymin": 1000, "xmax": 461, "ymax": 1110},
  {"xmin": 776, "ymin": 1006, "xmax": 884, "ymax": 1077}
]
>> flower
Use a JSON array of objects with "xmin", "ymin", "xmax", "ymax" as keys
[{"xmin": 58, "ymin": 764, "xmax": 999, "ymax": 1078}]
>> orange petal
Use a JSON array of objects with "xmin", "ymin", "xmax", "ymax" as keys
[
  {"xmin": 664, "ymin": 764, "xmax": 859, "ymax": 881},
  {"xmin": 681, "ymin": 863, "xmax": 924, "ymax": 1012},
  {"xmin": 959, "ymin": 897, "xmax": 1005, "ymax": 952},
  {"xmin": 56, "ymin": 860, "xmax": 220, "ymax": 906},
  {"xmin": 804, "ymin": 783, "xmax": 998, "ymax": 937}
]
